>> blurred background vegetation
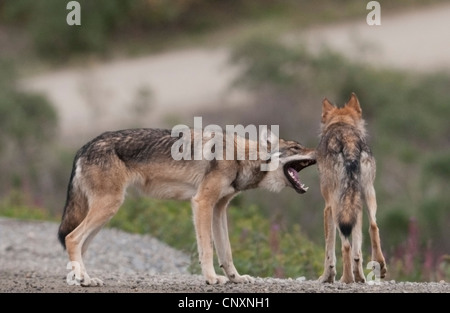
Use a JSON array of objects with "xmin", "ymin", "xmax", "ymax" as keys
[{"xmin": 0, "ymin": 0, "xmax": 449, "ymax": 282}]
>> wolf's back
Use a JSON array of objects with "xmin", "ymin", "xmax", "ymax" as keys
[{"xmin": 318, "ymin": 123, "xmax": 364, "ymax": 237}]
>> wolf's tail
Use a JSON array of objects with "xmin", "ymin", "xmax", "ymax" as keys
[
  {"xmin": 337, "ymin": 144, "xmax": 362, "ymax": 238},
  {"xmin": 57, "ymin": 155, "xmax": 89, "ymax": 249}
]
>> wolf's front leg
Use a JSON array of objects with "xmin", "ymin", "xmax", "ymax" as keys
[
  {"xmin": 212, "ymin": 195, "xmax": 255, "ymax": 283},
  {"xmin": 192, "ymin": 194, "xmax": 228, "ymax": 284}
]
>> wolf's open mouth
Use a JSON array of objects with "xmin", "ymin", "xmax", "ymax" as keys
[{"xmin": 283, "ymin": 159, "xmax": 316, "ymax": 194}]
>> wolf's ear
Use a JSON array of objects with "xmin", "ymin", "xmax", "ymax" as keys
[
  {"xmin": 322, "ymin": 98, "xmax": 335, "ymax": 122},
  {"xmin": 346, "ymin": 92, "xmax": 362, "ymax": 115}
]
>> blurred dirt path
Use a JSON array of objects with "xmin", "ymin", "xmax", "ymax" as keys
[
  {"xmin": 301, "ymin": 3, "xmax": 450, "ymax": 72},
  {"xmin": 20, "ymin": 48, "xmax": 246, "ymax": 146},
  {"xmin": 20, "ymin": 3, "xmax": 450, "ymax": 147}
]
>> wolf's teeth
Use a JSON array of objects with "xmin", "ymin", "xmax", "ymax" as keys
[{"xmin": 304, "ymin": 186, "xmax": 309, "ymax": 191}]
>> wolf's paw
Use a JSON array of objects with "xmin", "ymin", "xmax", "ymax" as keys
[
  {"xmin": 370, "ymin": 259, "xmax": 387, "ymax": 279},
  {"xmin": 354, "ymin": 274, "xmax": 366, "ymax": 283},
  {"xmin": 379, "ymin": 262, "xmax": 387, "ymax": 279},
  {"xmin": 229, "ymin": 274, "xmax": 255, "ymax": 284},
  {"xmin": 354, "ymin": 270, "xmax": 366, "ymax": 283},
  {"xmin": 87, "ymin": 277, "xmax": 104, "ymax": 287},
  {"xmin": 80, "ymin": 275, "xmax": 104, "ymax": 287},
  {"xmin": 318, "ymin": 274, "xmax": 335, "ymax": 283},
  {"xmin": 339, "ymin": 275, "xmax": 355, "ymax": 284},
  {"xmin": 318, "ymin": 267, "xmax": 336, "ymax": 283},
  {"xmin": 205, "ymin": 275, "xmax": 229, "ymax": 285}
]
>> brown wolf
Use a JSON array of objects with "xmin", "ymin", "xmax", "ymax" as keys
[
  {"xmin": 316, "ymin": 93, "xmax": 387, "ymax": 283},
  {"xmin": 58, "ymin": 127, "xmax": 315, "ymax": 286}
]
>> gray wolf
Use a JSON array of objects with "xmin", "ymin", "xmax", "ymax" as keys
[
  {"xmin": 316, "ymin": 93, "xmax": 387, "ymax": 283},
  {"xmin": 58, "ymin": 127, "xmax": 315, "ymax": 286}
]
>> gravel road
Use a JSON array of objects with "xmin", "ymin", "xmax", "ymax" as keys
[{"xmin": 1, "ymin": 217, "xmax": 448, "ymax": 294}]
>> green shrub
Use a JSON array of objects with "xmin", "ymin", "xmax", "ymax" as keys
[
  {"xmin": 0, "ymin": 59, "xmax": 58, "ymax": 207},
  {"xmin": 0, "ymin": 190, "xmax": 54, "ymax": 220},
  {"xmin": 228, "ymin": 204, "xmax": 323, "ymax": 279},
  {"xmin": 109, "ymin": 195, "xmax": 195, "ymax": 250},
  {"xmin": 109, "ymin": 194, "xmax": 324, "ymax": 279}
]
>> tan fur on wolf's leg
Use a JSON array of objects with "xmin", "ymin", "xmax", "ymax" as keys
[
  {"xmin": 339, "ymin": 233, "xmax": 355, "ymax": 284},
  {"xmin": 361, "ymin": 155, "xmax": 387, "ymax": 279},
  {"xmin": 65, "ymin": 196, "xmax": 122, "ymax": 287},
  {"xmin": 352, "ymin": 210, "xmax": 365, "ymax": 283},
  {"xmin": 191, "ymin": 183, "xmax": 228, "ymax": 285},
  {"xmin": 66, "ymin": 230, "xmax": 89, "ymax": 285},
  {"xmin": 365, "ymin": 185, "xmax": 387, "ymax": 279},
  {"xmin": 212, "ymin": 195, "xmax": 254, "ymax": 284},
  {"xmin": 318, "ymin": 205, "xmax": 337, "ymax": 283}
]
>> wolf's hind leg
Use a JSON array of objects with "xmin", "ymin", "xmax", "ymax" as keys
[
  {"xmin": 361, "ymin": 155, "xmax": 387, "ymax": 279},
  {"xmin": 364, "ymin": 184, "xmax": 387, "ymax": 279},
  {"xmin": 352, "ymin": 209, "xmax": 365, "ymax": 283},
  {"xmin": 65, "ymin": 195, "xmax": 123, "ymax": 287},
  {"xmin": 339, "ymin": 233, "xmax": 355, "ymax": 284},
  {"xmin": 318, "ymin": 205, "xmax": 337, "ymax": 283}
]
